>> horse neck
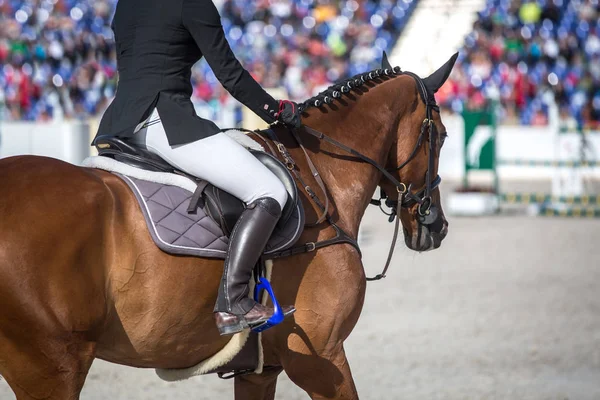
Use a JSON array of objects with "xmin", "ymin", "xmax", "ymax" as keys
[{"xmin": 291, "ymin": 77, "xmax": 410, "ymax": 237}]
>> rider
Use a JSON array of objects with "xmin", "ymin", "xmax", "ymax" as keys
[{"xmin": 93, "ymin": 0, "xmax": 300, "ymax": 335}]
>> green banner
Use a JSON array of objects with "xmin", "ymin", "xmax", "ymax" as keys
[{"xmin": 462, "ymin": 109, "xmax": 495, "ymax": 172}]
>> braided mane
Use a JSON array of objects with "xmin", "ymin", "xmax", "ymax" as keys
[{"xmin": 300, "ymin": 66, "xmax": 402, "ymax": 112}]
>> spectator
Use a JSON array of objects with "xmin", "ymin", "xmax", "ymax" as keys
[{"xmin": 445, "ymin": 0, "xmax": 600, "ymax": 128}]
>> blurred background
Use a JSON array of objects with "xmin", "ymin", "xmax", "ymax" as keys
[{"xmin": 0, "ymin": 0, "xmax": 599, "ymax": 398}]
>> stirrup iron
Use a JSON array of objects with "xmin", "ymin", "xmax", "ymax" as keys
[{"xmin": 251, "ymin": 278, "xmax": 284, "ymax": 333}]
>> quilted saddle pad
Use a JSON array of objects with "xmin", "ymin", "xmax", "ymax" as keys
[{"xmin": 117, "ymin": 172, "xmax": 306, "ymax": 260}]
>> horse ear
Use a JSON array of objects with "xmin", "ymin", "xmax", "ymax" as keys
[
  {"xmin": 382, "ymin": 51, "xmax": 392, "ymax": 70},
  {"xmin": 423, "ymin": 52, "xmax": 459, "ymax": 94}
]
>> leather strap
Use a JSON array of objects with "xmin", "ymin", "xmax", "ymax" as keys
[
  {"xmin": 302, "ymin": 126, "xmax": 409, "ymax": 190},
  {"xmin": 249, "ymin": 130, "xmax": 278, "ymax": 155},
  {"xmin": 366, "ymin": 192, "xmax": 403, "ymax": 281},
  {"xmin": 288, "ymin": 128, "xmax": 330, "ymax": 226},
  {"xmin": 187, "ymin": 180, "xmax": 209, "ymax": 214},
  {"xmin": 263, "ymin": 129, "xmax": 329, "ymax": 227},
  {"xmin": 251, "ymin": 128, "xmax": 361, "ymax": 260},
  {"xmin": 266, "ymin": 221, "xmax": 360, "ymax": 259}
]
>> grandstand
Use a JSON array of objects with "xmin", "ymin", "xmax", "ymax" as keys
[
  {"xmin": 0, "ymin": 0, "xmax": 598, "ymax": 128},
  {"xmin": 443, "ymin": 0, "xmax": 600, "ymax": 129}
]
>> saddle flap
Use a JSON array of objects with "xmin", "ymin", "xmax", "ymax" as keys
[
  {"xmin": 250, "ymin": 151, "xmax": 298, "ymax": 228},
  {"xmin": 203, "ymin": 184, "xmax": 244, "ymax": 237}
]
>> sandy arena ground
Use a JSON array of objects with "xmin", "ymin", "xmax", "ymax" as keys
[{"xmin": 1, "ymin": 195, "xmax": 599, "ymax": 399}]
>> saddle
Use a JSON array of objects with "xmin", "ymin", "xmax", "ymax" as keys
[{"xmin": 94, "ymin": 134, "xmax": 299, "ymax": 236}]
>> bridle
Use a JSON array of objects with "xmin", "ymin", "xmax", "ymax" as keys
[
  {"xmin": 302, "ymin": 119, "xmax": 441, "ymax": 221},
  {"xmin": 259, "ymin": 71, "xmax": 443, "ymax": 281},
  {"xmin": 302, "ymin": 71, "xmax": 442, "ymax": 224},
  {"xmin": 379, "ymin": 71, "xmax": 442, "ymax": 226}
]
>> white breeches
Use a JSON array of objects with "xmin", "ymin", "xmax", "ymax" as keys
[{"xmin": 131, "ymin": 109, "xmax": 288, "ymax": 209}]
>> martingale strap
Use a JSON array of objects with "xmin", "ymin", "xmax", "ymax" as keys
[
  {"xmin": 366, "ymin": 192, "xmax": 403, "ymax": 281},
  {"xmin": 263, "ymin": 129, "xmax": 330, "ymax": 227},
  {"xmin": 288, "ymin": 129, "xmax": 330, "ymax": 226}
]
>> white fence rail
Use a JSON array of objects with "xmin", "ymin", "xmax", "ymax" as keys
[{"xmin": 1, "ymin": 114, "xmax": 599, "ymax": 182}]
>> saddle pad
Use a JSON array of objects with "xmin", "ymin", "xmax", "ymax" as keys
[
  {"xmin": 82, "ymin": 156, "xmax": 304, "ymax": 258},
  {"xmin": 120, "ymin": 175, "xmax": 304, "ymax": 258}
]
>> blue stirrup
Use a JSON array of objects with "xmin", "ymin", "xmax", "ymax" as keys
[{"xmin": 251, "ymin": 278, "xmax": 284, "ymax": 333}]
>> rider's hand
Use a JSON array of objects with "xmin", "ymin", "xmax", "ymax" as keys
[{"xmin": 276, "ymin": 100, "xmax": 302, "ymax": 128}]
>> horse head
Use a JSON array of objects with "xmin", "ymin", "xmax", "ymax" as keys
[
  {"xmin": 379, "ymin": 53, "xmax": 458, "ymax": 251},
  {"xmin": 285, "ymin": 53, "xmax": 458, "ymax": 253}
]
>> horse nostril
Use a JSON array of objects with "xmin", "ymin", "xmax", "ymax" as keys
[{"xmin": 441, "ymin": 222, "xmax": 449, "ymax": 237}]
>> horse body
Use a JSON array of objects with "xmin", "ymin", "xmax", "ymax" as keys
[
  {"xmin": 0, "ymin": 67, "xmax": 453, "ymax": 399},
  {"xmin": 90, "ymin": 167, "xmax": 229, "ymax": 369}
]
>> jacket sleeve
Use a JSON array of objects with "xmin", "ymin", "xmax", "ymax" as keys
[{"xmin": 182, "ymin": 0, "xmax": 279, "ymax": 124}]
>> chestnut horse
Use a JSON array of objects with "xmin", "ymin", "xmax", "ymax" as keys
[{"xmin": 0, "ymin": 55, "xmax": 456, "ymax": 399}]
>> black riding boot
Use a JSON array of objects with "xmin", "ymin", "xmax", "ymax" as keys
[{"xmin": 214, "ymin": 197, "xmax": 295, "ymax": 335}]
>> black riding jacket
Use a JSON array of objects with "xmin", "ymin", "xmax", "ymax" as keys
[{"xmin": 94, "ymin": 0, "xmax": 279, "ymax": 146}]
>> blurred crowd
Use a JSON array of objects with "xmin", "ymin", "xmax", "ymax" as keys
[
  {"xmin": 0, "ymin": 0, "xmax": 116, "ymax": 121},
  {"xmin": 208, "ymin": 0, "xmax": 416, "ymax": 100},
  {"xmin": 0, "ymin": 0, "xmax": 415, "ymax": 122},
  {"xmin": 440, "ymin": 0, "xmax": 600, "ymax": 128},
  {"xmin": 1, "ymin": 0, "xmax": 599, "ymax": 128}
]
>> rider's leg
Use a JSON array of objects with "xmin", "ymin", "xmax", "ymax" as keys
[
  {"xmin": 131, "ymin": 110, "xmax": 294, "ymax": 334},
  {"xmin": 132, "ymin": 111, "xmax": 288, "ymax": 208},
  {"xmin": 211, "ymin": 195, "xmax": 294, "ymax": 335}
]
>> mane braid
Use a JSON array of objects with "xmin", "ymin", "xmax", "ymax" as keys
[{"xmin": 299, "ymin": 65, "xmax": 402, "ymax": 111}]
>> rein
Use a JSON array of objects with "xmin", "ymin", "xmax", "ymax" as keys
[{"xmin": 255, "ymin": 72, "xmax": 442, "ymax": 281}]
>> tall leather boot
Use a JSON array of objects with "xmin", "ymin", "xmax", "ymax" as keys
[{"xmin": 214, "ymin": 197, "xmax": 295, "ymax": 335}]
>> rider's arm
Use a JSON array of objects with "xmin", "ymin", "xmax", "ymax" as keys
[{"xmin": 182, "ymin": 0, "xmax": 279, "ymax": 124}]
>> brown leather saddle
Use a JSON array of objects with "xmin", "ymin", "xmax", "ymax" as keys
[{"xmin": 94, "ymin": 134, "xmax": 299, "ymax": 236}]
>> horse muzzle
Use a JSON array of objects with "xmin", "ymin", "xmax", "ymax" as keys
[{"xmin": 404, "ymin": 219, "xmax": 448, "ymax": 252}]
